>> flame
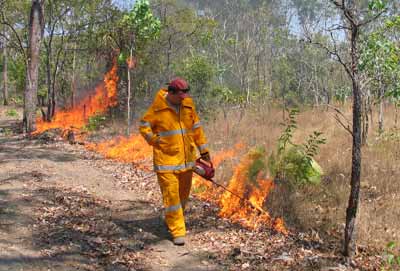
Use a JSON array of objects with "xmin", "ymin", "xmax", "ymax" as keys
[
  {"xmin": 193, "ymin": 145, "xmax": 288, "ymax": 234},
  {"xmin": 273, "ymin": 217, "xmax": 288, "ymax": 235},
  {"xmin": 192, "ymin": 143, "xmax": 244, "ymax": 202},
  {"xmin": 86, "ymin": 134, "xmax": 152, "ymax": 170},
  {"xmin": 34, "ymin": 60, "xmax": 119, "ymax": 135},
  {"xmin": 31, "ymin": 55, "xmax": 286, "ymax": 233}
]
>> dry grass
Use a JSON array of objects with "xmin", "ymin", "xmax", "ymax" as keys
[
  {"xmin": 204, "ymin": 102, "xmax": 400, "ymax": 249},
  {"xmin": 93, "ymin": 102, "xmax": 399, "ymax": 249}
]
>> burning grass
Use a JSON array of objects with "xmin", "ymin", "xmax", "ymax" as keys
[
  {"xmin": 30, "ymin": 55, "xmax": 400, "ymax": 247},
  {"xmin": 85, "ymin": 134, "xmax": 152, "ymax": 171},
  {"xmin": 193, "ymin": 144, "xmax": 287, "ymax": 234},
  {"xmin": 34, "ymin": 60, "xmax": 119, "ymax": 136},
  {"xmin": 217, "ymin": 147, "xmax": 285, "ymax": 233}
]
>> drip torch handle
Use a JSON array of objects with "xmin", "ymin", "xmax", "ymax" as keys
[{"xmin": 197, "ymin": 157, "xmax": 213, "ymax": 168}]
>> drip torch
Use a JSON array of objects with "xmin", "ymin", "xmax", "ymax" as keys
[{"xmin": 193, "ymin": 158, "xmax": 268, "ymax": 214}]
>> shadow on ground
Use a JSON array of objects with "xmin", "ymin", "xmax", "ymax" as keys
[{"xmin": 0, "ymin": 182, "xmax": 218, "ymax": 271}]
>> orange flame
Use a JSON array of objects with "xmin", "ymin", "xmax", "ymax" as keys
[
  {"xmin": 193, "ymin": 145, "xmax": 288, "ymax": 234},
  {"xmin": 86, "ymin": 134, "xmax": 152, "ymax": 170},
  {"xmin": 35, "ymin": 60, "xmax": 119, "ymax": 134},
  {"xmin": 192, "ymin": 143, "xmax": 245, "ymax": 202},
  {"xmin": 31, "ymin": 55, "xmax": 286, "ymax": 233}
]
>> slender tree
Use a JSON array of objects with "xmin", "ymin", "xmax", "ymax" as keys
[
  {"xmin": 43, "ymin": 0, "xmax": 70, "ymax": 121},
  {"xmin": 1, "ymin": 28, "xmax": 8, "ymax": 105},
  {"xmin": 24, "ymin": 0, "xmax": 45, "ymax": 133},
  {"xmin": 119, "ymin": 0, "xmax": 160, "ymax": 135},
  {"xmin": 328, "ymin": 0, "xmax": 386, "ymax": 257},
  {"xmin": 302, "ymin": 0, "xmax": 387, "ymax": 257}
]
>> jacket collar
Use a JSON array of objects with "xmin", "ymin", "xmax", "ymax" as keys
[{"xmin": 153, "ymin": 89, "xmax": 193, "ymax": 112}]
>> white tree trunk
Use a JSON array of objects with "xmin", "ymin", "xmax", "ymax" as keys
[
  {"xmin": 127, "ymin": 47, "xmax": 133, "ymax": 135},
  {"xmin": 71, "ymin": 41, "xmax": 76, "ymax": 108},
  {"xmin": 2, "ymin": 33, "xmax": 8, "ymax": 106}
]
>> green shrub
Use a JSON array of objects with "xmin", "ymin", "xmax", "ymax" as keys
[
  {"xmin": 268, "ymin": 109, "xmax": 326, "ymax": 186},
  {"xmin": 5, "ymin": 109, "xmax": 18, "ymax": 117},
  {"xmin": 84, "ymin": 114, "xmax": 107, "ymax": 131},
  {"xmin": 269, "ymin": 146, "xmax": 323, "ymax": 186}
]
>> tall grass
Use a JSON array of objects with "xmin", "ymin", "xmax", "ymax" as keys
[{"xmin": 204, "ymin": 102, "xmax": 400, "ymax": 248}]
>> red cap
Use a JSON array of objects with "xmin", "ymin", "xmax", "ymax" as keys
[
  {"xmin": 168, "ymin": 78, "xmax": 190, "ymax": 98},
  {"xmin": 168, "ymin": 77, "xmax": 189, "ymax": 91}
]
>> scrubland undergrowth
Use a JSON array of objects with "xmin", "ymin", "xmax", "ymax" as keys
[{"xmin": 204, "ymin": 102, "xmax": 400, "ymax": 249}]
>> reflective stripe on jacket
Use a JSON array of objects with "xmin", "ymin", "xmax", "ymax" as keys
[{"xmin": 139, "ymin": 89, "xmax": 209, "ymax": 173}]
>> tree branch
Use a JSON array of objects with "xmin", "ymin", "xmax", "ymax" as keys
[
  {"xmin": 326, "ymin": 23, "xmax": 351, "ymax": 31},
  {"xmin": 0, "ymin": 15, "xmax": 27, "ymax": 59},
  {"xmin": 303, "ymin": 34, "xmax": 352, "ymax": 80},
  {"xmin": 334, "ymin": 112, "xmax": 353, "ymax": 136},
  {"xmin": 330, "ymin": 0, "xmax": 342, "ymax": 8},
  {"xmin": 329, "ymin": 31, "xmax": 352, "ymax": 77},
  {"xmin": 359, "ymin": 9, "xmax": 386, "ymax": 27},
  {"xmin": 324, "ymin": 104, "xmax": 353, "ymax": 136}
]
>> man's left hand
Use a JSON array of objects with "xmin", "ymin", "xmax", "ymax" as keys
[{"xmin": 201, "ymin": 152, "xmax": 211, "ymax": 162}]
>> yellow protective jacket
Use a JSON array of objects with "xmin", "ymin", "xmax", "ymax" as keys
[{"xmin": 139, "ymin": 89, "xmax": 209, "ymax": 173}]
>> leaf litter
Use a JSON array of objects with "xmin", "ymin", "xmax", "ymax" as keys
[{"xmin": 29, "ymin": 139, "xmax": 384, "ymax": 270}]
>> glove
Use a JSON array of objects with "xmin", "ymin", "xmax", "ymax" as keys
[{"xmin": 200, "ymin": 152, "xmax": 211, "ymax": 162}]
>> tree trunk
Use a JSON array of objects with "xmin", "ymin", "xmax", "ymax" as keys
[
  {"xmin": 71, "ymin": 42, "xmax": 76, "ymax": 108},
  {"xmin": 344, "ymin": 22, "xmax": 362, "ymax": 258},
  {"xmin": 50, "ymin": 39, "xmax": 63, "ymax": 118},
  {"xmin": 127, "ymin": 47, "xmax": 133, "ymax": 135},
  {"xmin": 166, "ymin": 35, "xmax": 172, "ymax": 77},
  {"xmin": 24, "ymin": 0, "xmax": 44, "ymax": 133},
  {"xmin": 2, "ymin": 34, "xmax": 8, "ymax": 106},
  {"xmin": 361, "ymin": 94, "xmax": 369, "ymax": 146},
  {"xmin": 378, "ymin": 83, "xmax": 384, "ymax": 134},
  {"xmin": 46, "ymin": 48, "xmax": 53, "ymax": 121}
]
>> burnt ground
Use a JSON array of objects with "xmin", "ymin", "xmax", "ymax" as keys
[{"xmin": 0, "ymin": 115, "xmax": 384, "ymax": 271}]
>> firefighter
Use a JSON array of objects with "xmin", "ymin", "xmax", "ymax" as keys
[{"xmin": 139, "ymin": 77, "xmax": 211, "ymax": 246}]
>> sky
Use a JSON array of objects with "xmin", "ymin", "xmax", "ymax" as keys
[{"xmin": 112, "ymin": 0, "xmax": 136, "ymax": 10}]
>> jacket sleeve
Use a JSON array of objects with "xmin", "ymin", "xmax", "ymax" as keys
[
  {"xmin": 192, "ymin": 108, "xmax": 209, "ymax": 154},
  {"xmin": 139, "ymin": 106, "xmax": 159, "ymax": 146}
]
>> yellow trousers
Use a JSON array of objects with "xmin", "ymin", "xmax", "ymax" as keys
[{"xmin": 157, "ymin": 170, "xmax": 192, "ymax": 238}]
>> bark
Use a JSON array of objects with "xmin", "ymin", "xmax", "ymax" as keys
[
  {"xmin": 45, "ymin": 0, "xmax": 55, "ymax": 121},
  {"xmin": 71, "ymin": 41, "xmax": 76, "ymax": 108},
  {"xmin": 2, "ymin": 34, "xmax": 8, "ymax": 106},
  {"xmin": 45, "ymin": 46, "xmax": 54, "ymax": 121},
  {"xmin": 378, "ymin": 82, "xmax": 384, "ymax": 134},
  {"xmin": 344, "ymin": 18, "xmax": 362, "ymax": 258},
  {"xmin": 361, "ymin": 93, "xmax": 369, "ymax": 146},
  {"xmin": 166, "ymin": 35, "xmax": 172, "ymax": 77},
  {"xmin": 23, "ymin": 0, "xmax": 44, "ymax": 133},
  {"xmin": 127, "ymin": 47, "xmax": 132, "ymax": 135},
  {"xmin": 50, "ymin": 33, "xmax": 64, "ymax": 118}
]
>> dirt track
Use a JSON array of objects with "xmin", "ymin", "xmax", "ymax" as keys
[{"xmin": 0, "ymin": 119, "xmax": 219, "ymax": 271}]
